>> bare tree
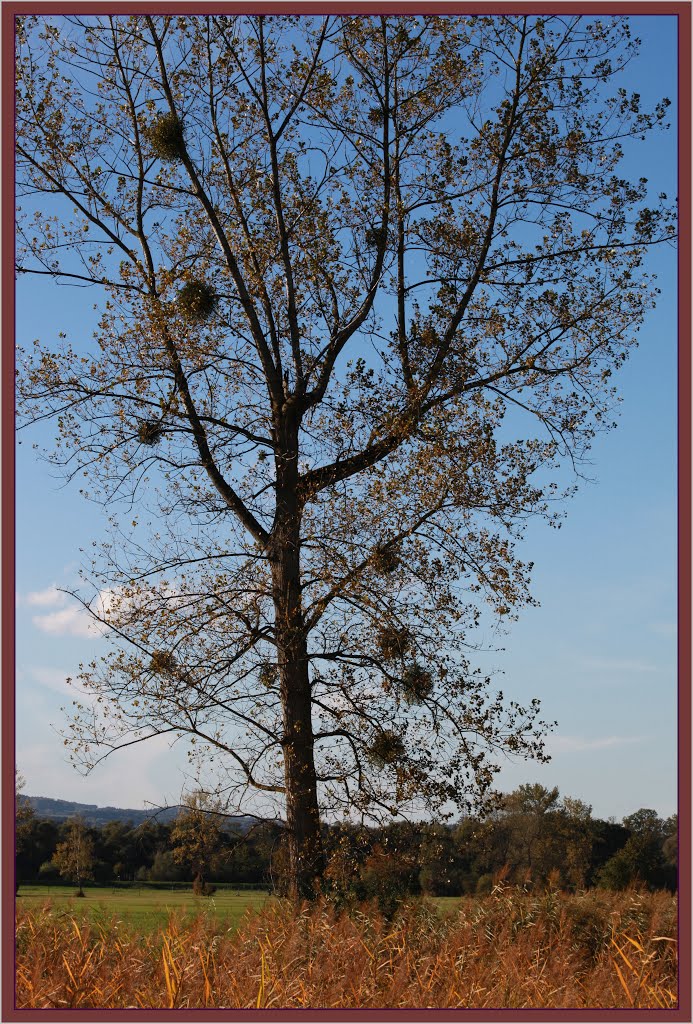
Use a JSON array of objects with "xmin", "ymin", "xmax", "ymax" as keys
[{"xmin": 16, "ymin": 14, "xmax": 674, "ymax": 898}]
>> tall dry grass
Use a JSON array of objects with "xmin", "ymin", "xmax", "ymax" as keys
[{"xmin": 15, "ymin": 886, "xmax": 677, "ymax": 1009}]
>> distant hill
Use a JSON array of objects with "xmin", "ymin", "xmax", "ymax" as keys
[{"xmin": 25, "ymin": 795, "xmax": 256, "ymax": 831}]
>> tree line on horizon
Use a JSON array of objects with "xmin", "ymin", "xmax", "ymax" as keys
[{"xmin": 16, "ymin": 783, "xmax": 677, "ymax": 905}]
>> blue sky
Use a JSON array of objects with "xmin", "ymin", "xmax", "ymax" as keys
[{"xmin": 14, "ymin": 14, "xmax": 679, "ymax": 821}]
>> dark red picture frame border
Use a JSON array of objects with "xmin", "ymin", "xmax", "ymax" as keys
[{"xmin": 2, "ymin": 4, "xmax": 690, "ymax": 1020}]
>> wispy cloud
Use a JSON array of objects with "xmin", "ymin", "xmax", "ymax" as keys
[
  {"xmin": 20, "ymin": 584, "xmax": 96, "ymax": 634},
  {"xmin": 29, "ymin": 584, "xmax": 179, "ymax": 638},
  {"xmin": 24, "ymin": 585, "xmax": 68, "ymax": 608},
  {"xmin": 29, "ymin": 587, "xmax": 127, "ymax": 638},
  {"xmin": 20, "ymin": 664, "xmax": 101, "ymax": 714},
  {"xmin": 32, "ymin": 605, "xmax": 99, "ymax": 638},
  {"xmin": 549, "ymin": 734, "xmax": 643, "ymax": 754}
]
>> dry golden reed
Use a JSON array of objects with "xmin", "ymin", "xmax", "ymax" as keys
[{"xmin": 16, "ymin": 887, "xmax": 677, "ymax": 1010}]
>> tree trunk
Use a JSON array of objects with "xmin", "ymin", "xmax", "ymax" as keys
[
  {"xmin": 271, "ymin": 418, "xmax": 325, "ymax": 901},
  {"xmin": 277, "ymin": 628, "xmax": 325, "ymax": 901}
]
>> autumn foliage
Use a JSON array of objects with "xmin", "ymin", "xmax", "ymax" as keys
[
  {"xmin": 16, "ymin": 888, "xmax": 677, "ymax": 1010},
  {"xmin": 16, "ymin": 13, "xmax": 676, "ymax": 900}
]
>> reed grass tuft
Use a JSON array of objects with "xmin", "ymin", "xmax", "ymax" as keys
[{"xmin": 15, "ymin": 889, "xmax": 677, "ymax": 1009}]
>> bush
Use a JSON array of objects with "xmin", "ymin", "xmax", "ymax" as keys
[
  {"xmin": 358, "ymin": 844, "xmax": 420, "ymax": 918},
  {"xmin": 597, "ymin": 849, "xmax": 632, "ymax": 891},
  {"xmin": 37, "ymin": 860, "xmax": 60, "ymax": 882},
  {"xmin": 148, "ymin": 850, "xmax": 186, "ymax": 883}
]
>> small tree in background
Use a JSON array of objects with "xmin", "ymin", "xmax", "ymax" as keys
[
  {"xmin": 51, "ymin": 817, "xmax": 95, "ymax": 896},
  {"xmin": 170, "ymin": 792, "xmax": 226, "ymax": 895}
]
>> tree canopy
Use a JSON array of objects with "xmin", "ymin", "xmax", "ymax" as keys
[{"xmin": 16, "ymin": 14, "xmax": 674, "ymax": 898}]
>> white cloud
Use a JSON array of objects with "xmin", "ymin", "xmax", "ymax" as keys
[
  {"xmin": 30, "ymin": 585, "xmax": 184, "ymax": 638},
  {"xmin": 24, "ymin": 585, "xmax": 68, "ymax": 608},
  {"xmin": 32, "ymin": 605, "xmax": 100, "ymax": 637},
  {"xmin": 21, "ymin": 583, "xmax": 100, "ymax": 636},
  {"xmin": 549, "ymin": 734, "xmax": 643, "ymax": 754},
  {"xmin": 27, "ymin": 581, "xmax": 187, "ymax": 638},
  {"xmin": 30, "ymin": 587, "xmax": 126, "ymax": 637}
]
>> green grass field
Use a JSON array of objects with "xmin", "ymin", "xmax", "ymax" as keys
[
  {"xmin": 16, "ymin": 885, "xmax": 270, "ymax": 933},
  {"xmin": 16, "ymin": 884, "xmax": 462, "ymax": 934}
]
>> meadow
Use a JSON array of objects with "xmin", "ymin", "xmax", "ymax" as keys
[
  {"xmin": 16, "ymin": 885, "xmax": 269, "ymax": 933},
  {"xmin": 15, "ymin": 885, "xmax": 677, "ymax": 1010}
]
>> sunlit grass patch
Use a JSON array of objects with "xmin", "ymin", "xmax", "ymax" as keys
[{"xmin": 16, "ymin": 885, "xmax": 269, "ymax": 933}]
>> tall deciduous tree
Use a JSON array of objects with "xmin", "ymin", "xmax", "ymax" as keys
[{"xmin": 16, "ymin": 14, "xmax": 674, "ymax": 899}]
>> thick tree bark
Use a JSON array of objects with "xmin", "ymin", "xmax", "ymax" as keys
[{"xmin": 271, "ymin": 415, "xmax": 325, "ymax": 900}]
